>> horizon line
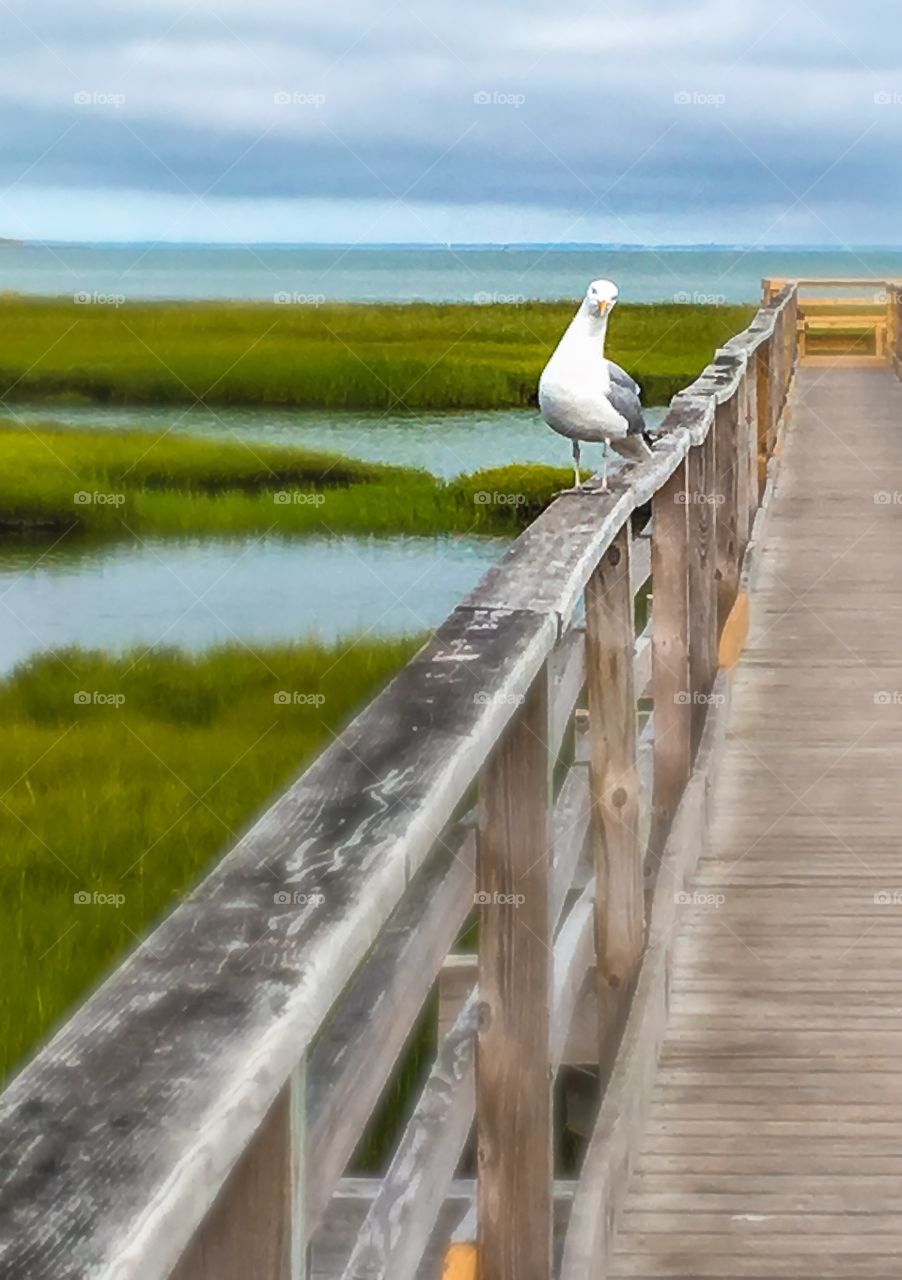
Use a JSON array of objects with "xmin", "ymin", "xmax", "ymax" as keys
[{"xmin": 5, "ymin": 239, "xmax": 902, "ymax": 252}]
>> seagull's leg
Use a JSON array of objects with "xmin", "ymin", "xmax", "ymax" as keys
[
  {"xmin": 572, "ymin": 439, "xmax": 582, "ymax": 490},
  {"xmin": 600, "ymin": 439, "xmax": 610, "ymax": 492}
]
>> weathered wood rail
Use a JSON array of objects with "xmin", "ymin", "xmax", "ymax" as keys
[
  {"xmin": 0, "ymin": 284, "xmax": 799, "ymax": 1280},
  {"xmin": 765, "ymin": 274, "xmax": 902, "ymax": 364}
]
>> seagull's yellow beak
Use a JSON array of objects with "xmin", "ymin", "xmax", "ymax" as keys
[{"xmin": 596, "ymin": 299, "xmax": 611, "ymax": 316}]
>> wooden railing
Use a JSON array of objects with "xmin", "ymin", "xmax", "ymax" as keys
[
  {"xmin": 765, "ymin": 275, "xmax": 901, "ymax": 361},
  {"xmin": 0, "ymin": 285, "xmax": 799, "ymax": 1280}
]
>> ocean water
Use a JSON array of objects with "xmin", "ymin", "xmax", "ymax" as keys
[{"xmin": 2, "ymin": 243, "xmax": 902, "ymax": 305}]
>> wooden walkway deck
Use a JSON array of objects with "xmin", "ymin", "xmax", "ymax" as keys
[
  {"xmin": 10, "ymin": 280, "xmax": 902, "ymax": 1280},
  {"xmin": 611, "ymin": 365, "xmax": 902, "ymax": 1277}
]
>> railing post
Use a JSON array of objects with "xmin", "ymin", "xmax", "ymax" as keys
[
  {"xmin": 714, "ymin": 388, "xmax": 741, "ymax": 632},
  {"xmin": 755, "ymin": 337, "xmax": 773, "ymax": 490},
  {"xmin": 687, "ymin": 427, "xmax": 718, "ymax": 752},
  {"xmin": 650, "ymin": 461, "xmax": 691, "ymax": 859},
  {"xmin": 477, "ymin": 664, "xmax": 553, "ymax": 1280},
  {"xmin": 771, "ymin": 310, "xmax": 784, "ymax": 438},
  {"xmin": 585, "ymin": 525, "xmax": 644, "ymax": 1064},
  {"xmin": 170, "ymin": 1067, "xmax": 306, "ymax": 1280}
]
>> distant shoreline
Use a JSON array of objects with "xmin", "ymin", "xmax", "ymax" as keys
[{"xmin": 3, "ymin": 239, "xmax": 902, "ymax": 252}]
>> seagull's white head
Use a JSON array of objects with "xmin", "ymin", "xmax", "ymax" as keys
[{"xmin": 585, "ymin": 278, "xmax": 619, "ymax": 318}]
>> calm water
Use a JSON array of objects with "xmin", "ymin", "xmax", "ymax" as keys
[
  {"xmin": 0, "ymin": 535, "xmax": 508, "ymax": 675},
  {"xmin": 1, "ymin": 403, "xmax": 668, "ymax": 477},
  {"xmin": 4, "ymin": 243, "xmax": 902, "ymax": 305}
]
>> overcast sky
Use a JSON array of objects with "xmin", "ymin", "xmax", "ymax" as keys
[{"xmin": 2, "ymin": 0, "xmax": 902, "ymax": 244}]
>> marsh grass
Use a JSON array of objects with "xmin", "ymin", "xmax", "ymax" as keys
[
  {"xmin": 0, "ymin": 296, "xmax": 755, "ymax": 411},
  {"xmin": 0, "ymin": 639, "xmax": 423, "ymax": 1086},
  {"xmin": 0, "ymin": 425, "xmax": 575, "ymax": 536}
]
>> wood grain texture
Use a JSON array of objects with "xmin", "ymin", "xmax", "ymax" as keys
[
  {"xmin": 477, "ymin": 669, "xmax": 554, "ymax": 1280},
  {"xmin": 610, "ymin": 365, "xmax": 902, "ymax": 1279},
  {"xmin": 650, "ymin": 460, "xmax": 691, "ymax": 860},
  {"xmin": 687, "ymin": 430, "xmax": 717, "ymax": 751},
  {"xmin": 0, "ymin": 606, "xmax": 555, "ymax": 1280},
  {"xmin": 713, "ymin": 384, "xmax": 741, "ymax": 631},
  {"xmin": 585, "ymin": 526, "xmax": 644, "ymax": 1060},
  {"xmin": 559, "ymin": 669, "xmax": 734, "ymax": 1280},
  {"xmin": 306, "ymin": 834, "xmax": 474, "ymax": 1233},
  {"xmin": 346, "ymin": 880, "xmax": 596, "ymax": 1280},
  {"xmin": 169, "ymin": 1078, "xmax": 299, "ymax": 1280}
]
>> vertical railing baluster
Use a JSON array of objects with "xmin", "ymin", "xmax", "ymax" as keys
[
  {"xmin": 755, "ymin": 338, "xmax": 771, "ymax": 497},
  {"xmin": 169, "ymin": 1066, "xmax": 305, "ymax": 1280},
  {"xmin": 714, "ymin": 389, "xmax": 741, "ymax": 632},
  {"xmin": 747, "ymin": 357, "xmax": 760, "ymax": 537},
  {"xmin": 585, "ymin": 525, "xmax": 644, "ymax": 1066},
  {"xmin": 688, "ymin": 426, "xmax": 718, "ymax": 752},
  {"xmin": 736, "ymin": 366, "xmax": 754, "ymax": 548},
  {"xmin": 650, "ymin": 461, "xmax": 691, "ymax": 859},
  {"xmin": 477, "ymin": 666, "xmax": 553, "ymax": 1280}
]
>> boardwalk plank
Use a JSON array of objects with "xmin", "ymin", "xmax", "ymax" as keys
[{"xmin": 611, "ymin": 367, "xmax": 902, "ymax": 1277}]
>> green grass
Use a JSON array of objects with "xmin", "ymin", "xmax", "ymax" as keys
[
  {"xmin": 0, "ymin": 425, "xmax": 577, "ymax": 536},
  {"xmin": 0, "ymin": 295, "xmax": 754, "ymax": 411},
  {"xmin": 0, "ymin": 639, "xmax": 423, "ymax": 1085}
]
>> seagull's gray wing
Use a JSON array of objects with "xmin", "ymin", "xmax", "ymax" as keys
[
  {"xmin": 605, "ymin": 379, "xmax": 647, "ymax": 437},
  {"xmin": 606, "ymin": 360, "xmax": 641, "ymax": 399}
]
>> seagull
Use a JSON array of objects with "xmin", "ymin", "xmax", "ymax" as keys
[{"xmin": 538, "ymin": 278, "xmax": 652, "ymax": 491}]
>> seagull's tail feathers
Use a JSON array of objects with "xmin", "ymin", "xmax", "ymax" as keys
[{"xmin": 609, "ymin": 434, "xmax": 654, "ymax": 463}]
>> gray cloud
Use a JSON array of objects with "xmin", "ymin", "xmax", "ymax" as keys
[{"xmin": 2, "ymin": 0, "xmax": 902, "ymax": 241}]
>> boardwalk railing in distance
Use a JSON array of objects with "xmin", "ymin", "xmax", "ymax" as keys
[
  {"xmin": 765, "ymin": 275, "xmax": 901, "ymax": 362},
  {"xmin": 0, "ymin": 284, "xmax": 799, "ymax": 1280}
]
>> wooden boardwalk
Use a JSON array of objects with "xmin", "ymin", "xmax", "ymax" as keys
[
  {"xmin": 611, "ymin": 365, "xmax": 902, "ymax": 1277},
  {"xmin": 9, "ymin": 280, "xmax": 902, "ymax": 1280}
]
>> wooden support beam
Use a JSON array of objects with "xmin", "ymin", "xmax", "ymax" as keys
[
  {"xmin": 585, "ymin": 525, "xmax": 644, "ymax": 1066},
  {"xmin": 714, "ymin": 391, "xmax": 741, "ymax": 633},
  {"xmin": 743, "ymin": 362, "xmax": 759, "ymax": 538},
  {"xmin": 170, "ymin": 1071, "xmax": 304, "ymax": 1280},
  {"xmin": 755, "ymin": 339, "xmax": 772, "ymax": 492},
  {"xmin": 734, "ymin": 372, "xmax": 752, "ymax": 553},
  {"xmin": 687, "ymin": 430, "xmax": 718, "ymax": 752},
  {"xmin": 650, "ymin": 460, "xmax": 691, "ymax": 861},
  {"xmin": 476, "ymin": 667, "xmax": 553, "ymax": 1280}
]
